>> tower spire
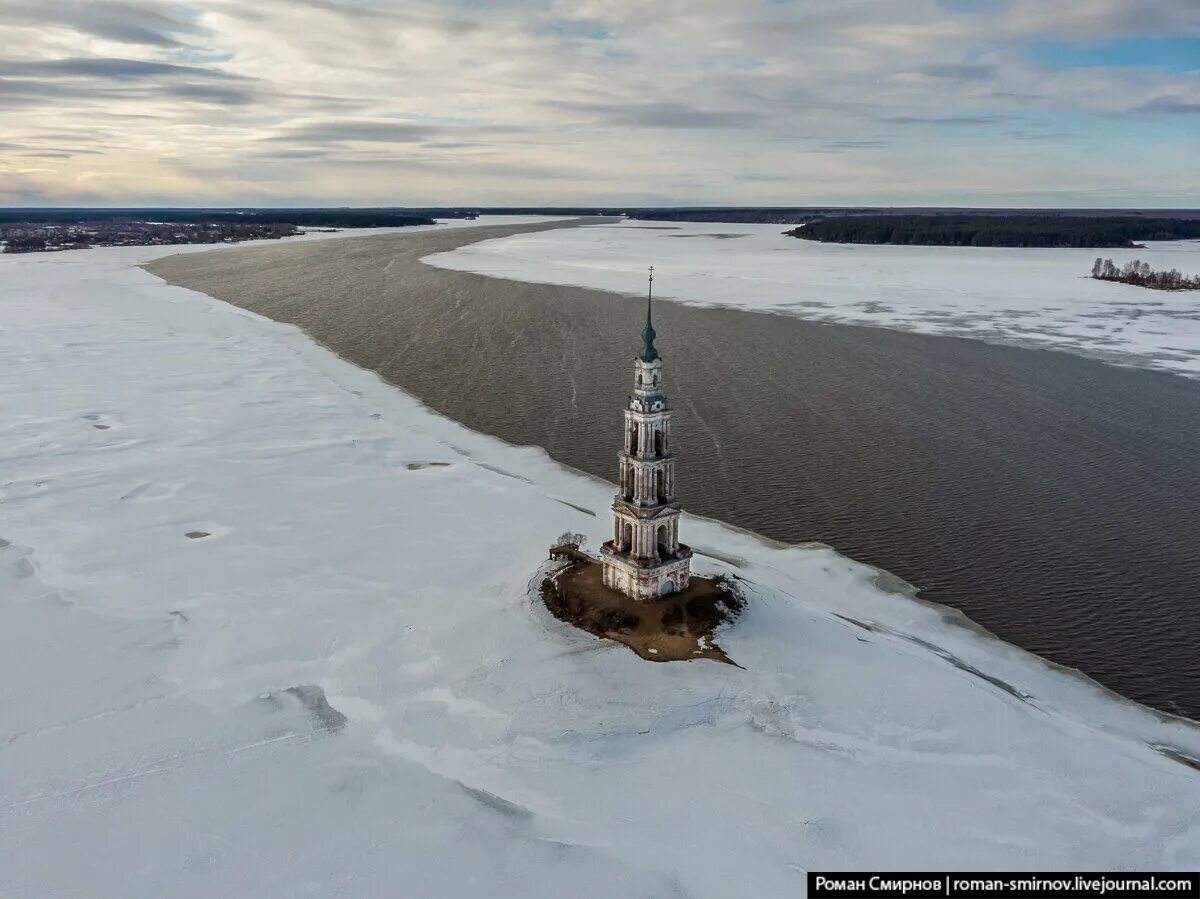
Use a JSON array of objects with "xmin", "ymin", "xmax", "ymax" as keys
[{"xmin": 641, "ymin": 265, "xmax": 659, "ymax": 362}]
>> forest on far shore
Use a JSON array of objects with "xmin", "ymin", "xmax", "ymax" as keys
[{"xmin": 788, "ymin": 215, "xmax": 1200, "ymax": 248}]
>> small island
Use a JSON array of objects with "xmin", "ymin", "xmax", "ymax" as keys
[
  {"xmin": 1090, "ymin": 257, "xmax": 1200, "ymax": 291},
  {"xmin": 787, "ymin": 214, "xmax": 1200, "ymax": 248},
  {"xmin": 543, "ymin": 540, "xmax": 744, "ymax": 664},
  {"xmin": 541, "ymin": 270, "xmax": 744, "ymax": 664}
]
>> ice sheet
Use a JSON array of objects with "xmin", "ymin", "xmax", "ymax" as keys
[
  {"xmin": 2, "ymin": 224, "xmax": 1198, "ymax": 896},
  {"xmin": 426, "ymin": 220, "xmax": 1200, "ymax": 378}
]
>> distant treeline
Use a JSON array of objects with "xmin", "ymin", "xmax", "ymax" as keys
[
  {"xmin": 787, "ymin": 215, "xmax": 1200, "ymax": 248},
  {"xmin": 1091, "ymin": 258, "xmax": 1200, "ymax": 291},
  {"xmin": 6, "ymin": 207, "xmax": 1200, "ymax": 229},
  {"xmin": 626, "ymin": 208, "xmax": 875, "ymax": 225},
  {"xmin": 0, "ymin": 208, "xmax": 436, "ymax": 228},
  {"xmin": 625, "ymin": 208, "xmax": 1200, "ymax": 226}
]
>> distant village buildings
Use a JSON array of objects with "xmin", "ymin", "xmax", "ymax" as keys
[{"xmin": 600, "ymin": 268, "xmax": 693, "ymax": 601}]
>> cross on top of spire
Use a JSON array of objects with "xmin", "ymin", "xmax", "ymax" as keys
[{"xmin": 641, "ymin": 265, "xmax": 659, "ymax": 362}]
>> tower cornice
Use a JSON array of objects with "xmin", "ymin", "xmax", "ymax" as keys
[
  {"xmin": 624, "ymin": 407, "xmax": 671, "ymax": 420},
  {"xmin": 611, "ymin": 498, "xmax": 680, "ymax": 518},
  {"xmin": 618, "ymin": 450, "xmax": 673, "ymax": 465}
]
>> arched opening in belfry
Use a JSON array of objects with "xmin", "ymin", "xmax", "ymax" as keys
[
  {"xmin": 661, "ymin": 579, "xmax": 676, "ymax": 596},
  {"xmin": 655, "ymin": 469, "xmax": 666, "ymax": 502},
  {"xmin": 654, "ymin": 429, "xmax": 664, "ymax": 456},
  {"xmin": 622, "ymin": 466, "xmax": 633, "ymax": 501},
  {"xmin": 656, "ymin": 523, "xmax": 670, "ymax": 558},
  {"xmin": 623, "ymin": 522, "xmax": 634, "ymax": 553},
  {"xmin": 628, "ymin": 424, "xmax": 639, "ymax": 455}
]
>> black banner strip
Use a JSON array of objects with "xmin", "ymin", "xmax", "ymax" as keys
[{"xmin": 808, "ymin": 873, "xmax": 1200, "ymax": 899}]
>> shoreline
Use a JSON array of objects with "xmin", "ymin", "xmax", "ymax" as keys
[
  {"xmin": 4, "ymin": 231, "xmax": 1199, "ymax": 885},
  {"xmin": 139, "ymin": 248, "xmax": 1200, "ymax": 738},
  {"xmin": 135, "ymin": 223, "xmax": 1199, "ymax": 732},
  {"xmin": 145, "ymin": 218, "xmax": 1200, "ymax": 721},
  {"xmin": 424, "ymin": 221, "xmax": 1200, "ymax": 381},
  {"xmin": 151, "ymin": 233, "xmax": 1200, "ymax": 734}
]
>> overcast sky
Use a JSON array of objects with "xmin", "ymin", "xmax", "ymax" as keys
[{"xmin": 1, "ymin": 0, "xmax": 1196, "ymax": 207}]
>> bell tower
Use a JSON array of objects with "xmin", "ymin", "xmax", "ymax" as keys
[{"xmin": 601, "ymin": 267, "xmax": 692, "ymax": 600}]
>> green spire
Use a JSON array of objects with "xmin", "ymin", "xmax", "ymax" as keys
[{"xmin": 641, "ymin": 265, "xmax": 659, "ymax": 362}]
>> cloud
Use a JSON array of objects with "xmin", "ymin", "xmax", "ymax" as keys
[
  {"xmin": 880, "ymin": 113, "xmax": 1012, "ymax": 126},
  {"xmin": 546, "ymin": 99, "xmax": 767, "ymax": 128},
  {"xmin": 547, "ymin": 18, "xmax": 610, "ymax": 40},
  {"xmin": 0, "ymin": 0, "xmax": 1196, "ymax": 205},
  {"xmin": 0, "ymin": 56, "xmax": 262, "ymax": 109},
  {"xmin": 816, "ymin": 140, "xmax": 890, "ymax": 152},
  {"xmin": 1131, "ymin": 98, "xmax": 1200, "ymax": 116},
  {"xmin": 0, "ymin": 57, "xmax": 238, "ymax": 80},
  {"xmin": 1, "ymin": 0, "xmax": 204, "ymax": 47},
  {"xmin": 916, "ymin": 62, "xmax": 997, "ymax": 80},
  {"xmin": 265, "ymin": 119, "xmax": 433, "ymax": 144},
  {"xmin": 733, "ymin": 173, "xmax": 791, "ymax": 182}
]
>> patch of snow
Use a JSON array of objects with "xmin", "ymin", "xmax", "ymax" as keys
[
  {"xmin": 1, "ymin": 226, "xmax": 1198, "ymax": 895},
  {"xmin": 424, "ymin": 220, "xmax": 1200, "ymax": 379}
]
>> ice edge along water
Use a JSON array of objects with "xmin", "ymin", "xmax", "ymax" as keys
[
  {"xmin": 424, "ymin": 220, "xmax": 1200, "ymax": 380},
  {"xmin": 1, "ymin": 219, "xmax": 1198, "ymax": 896}
]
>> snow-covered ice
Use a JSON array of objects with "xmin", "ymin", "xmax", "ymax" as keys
[
  {"xmin": 425, "ymin": 220, "xmax": 1200, "ymax": 379},
  {"xmin": 2, "ymin": 225, "xmax": 1199, "ymax": 896}
]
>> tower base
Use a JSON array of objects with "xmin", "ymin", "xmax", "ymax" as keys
[
  {"xmin": 600, "ymin": 542, "xmax": 692, "ymax": 602},
  {"xmin": 541, "ymin": 554, "xmax": 742, "ymax": 664}
]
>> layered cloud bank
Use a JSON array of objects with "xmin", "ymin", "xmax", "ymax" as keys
[{"xmin": 1, "ymin": 0, "xmax": 1198, "ymax": 206}]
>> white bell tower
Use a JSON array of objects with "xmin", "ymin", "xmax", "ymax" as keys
[{"xmin": 601, "ymin": 267, "xmax": 692, "ymax": 600}]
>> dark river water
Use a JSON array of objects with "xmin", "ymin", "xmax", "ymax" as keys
[{"xmin": 149, "ymin": 219, "xmax": 1200, "ymax": 720}]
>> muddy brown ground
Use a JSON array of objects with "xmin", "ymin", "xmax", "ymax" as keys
[{"xmin": 541, "ymin": 558, "xmax": 743, "ymax": 664}]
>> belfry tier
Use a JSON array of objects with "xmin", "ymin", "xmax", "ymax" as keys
[{"xmin": 618, "ymin": 356, "xmax": 675, "ymax": 510}]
